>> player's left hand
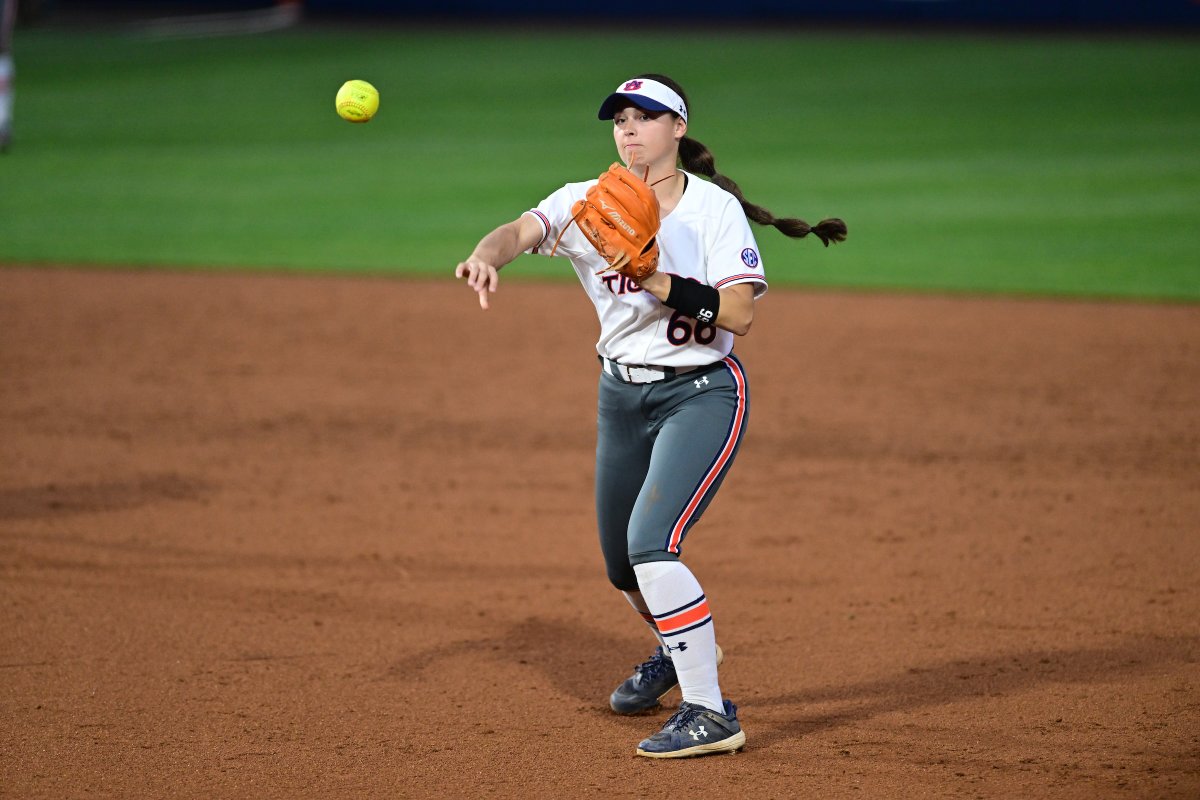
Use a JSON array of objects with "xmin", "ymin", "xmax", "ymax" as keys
[{"xmin": 566, "ymin": 163, "xmax": 661, "ymax": 281}]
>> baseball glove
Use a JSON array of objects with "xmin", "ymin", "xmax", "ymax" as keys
[{"xmin": 557, "ymin": 163, "xmax": 661, "ymax": 281}]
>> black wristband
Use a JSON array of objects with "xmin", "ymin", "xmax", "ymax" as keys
[{"xmin": 663, "ymin": 275, "xmax": 721, "ymax": 324}]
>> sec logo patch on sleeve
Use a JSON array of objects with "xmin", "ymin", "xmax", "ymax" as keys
[{"xmin": 740, "ymin": 248, "xmax": 760, "ymax": 268}]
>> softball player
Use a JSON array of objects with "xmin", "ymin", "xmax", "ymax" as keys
[{"xmin": 455, "ymin": 74, "xmax": 845, "ymax": 759}]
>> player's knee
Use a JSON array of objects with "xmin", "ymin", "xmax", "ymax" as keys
[
  {"xmin": 607, "ymin": 563, "xmax": 639, "ymax": 592},
  {"xmin": 628, "ymin": 550, "xmax": 679, "ymax": 572}
]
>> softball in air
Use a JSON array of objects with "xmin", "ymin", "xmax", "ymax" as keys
[{"xmin": 335, "ymin": 80, "xmax": 379, "ymax": 123}]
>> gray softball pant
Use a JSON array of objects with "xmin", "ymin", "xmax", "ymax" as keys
[{"xmin": 595, "ymin": 354, "xmax": 750, "ymax": 591}]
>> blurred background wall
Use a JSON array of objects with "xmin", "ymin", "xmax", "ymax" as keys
[{"xmin": 19, "ymin": 0, "xmax": 1200, "ymax": 26}]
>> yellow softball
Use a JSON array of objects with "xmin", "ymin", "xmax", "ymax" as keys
[{"xmin": 335, "ymin": 80, "xmax": 379, "ymax": 123}]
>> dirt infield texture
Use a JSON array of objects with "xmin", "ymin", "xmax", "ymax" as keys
[{"xmin": 1, "ymin": 267, "xmax": 1197, "ymax": 799}]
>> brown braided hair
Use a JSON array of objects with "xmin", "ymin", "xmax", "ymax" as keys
[{"xmin": 636, "ymin": 73, "xmax": 847, "ymax": 247}]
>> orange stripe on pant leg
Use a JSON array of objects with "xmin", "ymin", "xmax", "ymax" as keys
[
  {"xmin": 656, "ymin": 600, "xmax": 711, "ymax": 634},
  {"xmin": 667, "ymin": 357, "xmax": 747, "ymax": 553}
]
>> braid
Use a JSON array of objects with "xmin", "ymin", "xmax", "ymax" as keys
[
  {"xmin": 634, "ymin": 72, "xmax": 847, "ymax": 246},
  {"xmin": 679, "ymin": 135, "xmax": 847, "ymax": 247}
]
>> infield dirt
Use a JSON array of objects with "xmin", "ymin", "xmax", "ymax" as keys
[{"xmin": 1, "ymin": 267, "xmax": 1197, "ymax": 798}]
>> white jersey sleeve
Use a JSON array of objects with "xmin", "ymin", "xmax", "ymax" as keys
[
  {"xmin": 522, "ymin": 181, "xmax": 595, "ymax": 259},
  {"xmin": 704, "ymin": 192, "xmax": 768, "ymax": 299}
]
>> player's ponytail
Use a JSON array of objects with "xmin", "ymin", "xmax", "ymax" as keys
[
  {"xmin": 638, "ymin": 73, "xmax": 847, "ymax": 247},
  {"xmin": 678, "ymin": 135, "xmax": 847, "ymax": 246}
]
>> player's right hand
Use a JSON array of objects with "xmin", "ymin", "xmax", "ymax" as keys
[{"xmin": 455, "ymin": 258, "xmax": 499, "ymax": 310}]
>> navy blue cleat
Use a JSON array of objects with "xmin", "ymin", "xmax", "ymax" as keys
[
  {"xmin": 635, "ymin": 700, "xmax": 746, "ymax": 758},
  {"xmin": 609, "ymin": 644, "xmax": 723, "ymax": 715}
]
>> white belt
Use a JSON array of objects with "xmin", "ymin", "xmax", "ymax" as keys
[{"xmin": 601, "ymin": 357, "xmax": 700, "ymax": 385}]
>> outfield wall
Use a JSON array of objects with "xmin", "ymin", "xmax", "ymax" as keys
[
  {"xmin": 299, "ymin": 0, "xmax": 1200, "ymax": 26},
  {"xmin": 43, "ymin": 0, "xmax": 1200, "ymax": 27}
]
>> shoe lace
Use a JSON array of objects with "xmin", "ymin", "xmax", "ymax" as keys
[
  {"xmin": 663, "ymin": 704, "xmax": 704, "ymax": 731},
  {"xmin": 635, "ymin": 649, "xmax": 674, "ymax": 681}
]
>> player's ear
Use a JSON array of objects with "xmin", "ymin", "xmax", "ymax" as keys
[{"xmin": 674, "ymin": 116, "xmax": 687, "ymax": 140}]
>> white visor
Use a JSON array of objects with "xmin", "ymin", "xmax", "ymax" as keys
[{"xmin": 597, "ymin": 78, "xmax": 688, "ymax": 123}]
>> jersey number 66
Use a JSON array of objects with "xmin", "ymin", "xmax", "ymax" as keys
[{"xmin": 667, "ymin": 311, "xmax": 718, "ymax": 346}]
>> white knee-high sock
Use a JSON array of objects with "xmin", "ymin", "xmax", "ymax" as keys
[
  {"xmin": 622, "ymin": 590, "xmax": 669, "ymax": 653},
  {"xmin": 633, "ymin": 561, "xmax": 723, "ymax": 713}
]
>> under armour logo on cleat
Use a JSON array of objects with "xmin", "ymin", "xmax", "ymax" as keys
[
  {"xmin": 689, "ymin": 725, "xmax": 709, "ymax": 740},
  {"xmin": 694, "ymin": 376, "xmax": 709, "ymax": 389}
]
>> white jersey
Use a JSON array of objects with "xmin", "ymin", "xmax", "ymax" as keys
[{"xmin": 525, "ymin": 171, "xmax": 767, "ymax": 368}]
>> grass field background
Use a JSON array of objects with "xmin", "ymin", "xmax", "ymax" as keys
[{"xmin": 0, "ymin": 24, "xmax": 1197, "ymax": 299}]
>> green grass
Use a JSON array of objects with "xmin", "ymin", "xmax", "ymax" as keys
[{"xmin": 1, "ymin": 26, "xmax": 1198, "ymax": 299}]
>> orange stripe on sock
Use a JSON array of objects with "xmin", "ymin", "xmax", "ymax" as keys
[{"xmin": 656, "ymin": 600, "xmax": 711, "ymax": 634}]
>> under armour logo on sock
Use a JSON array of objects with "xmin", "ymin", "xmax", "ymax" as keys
[{"xmin": 665, "ymin": 641, "xmax": 688, "ymax": 653}]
